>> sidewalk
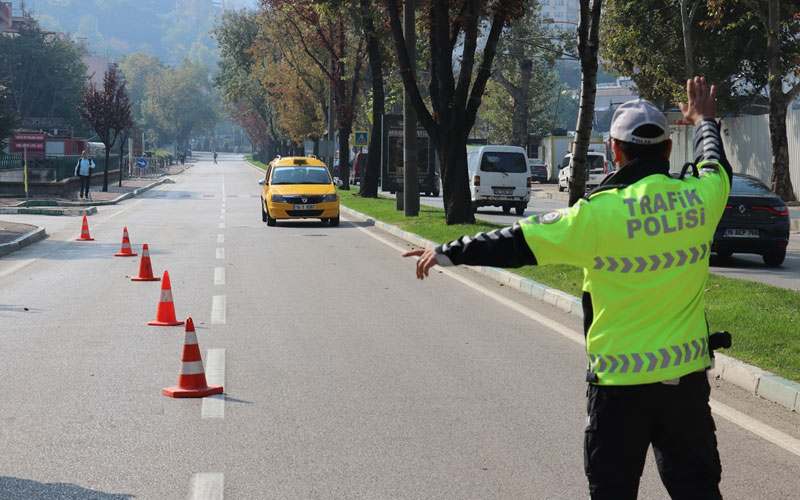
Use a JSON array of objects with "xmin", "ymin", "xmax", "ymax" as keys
[{"xmin": 0, "ymin": 163, "xmax": 190, "ymax": 255}]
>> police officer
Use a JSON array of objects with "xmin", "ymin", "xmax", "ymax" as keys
[{"xmin": 403, "ymin": 77, "xmax": 731, "ymax": 499}]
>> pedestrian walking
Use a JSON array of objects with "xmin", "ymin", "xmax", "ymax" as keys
[
  {"xmin": 74, "ymin": 150, "xmax": 95, "ymax": 199},
  {"xmin": 403, "ymin": 77, "xmax": 731, "ymax": 499},
  {"xmin": 213, "ymin": 151, "xmax": 218, "ymax": 164}
]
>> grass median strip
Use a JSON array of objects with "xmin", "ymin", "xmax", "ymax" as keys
[{"xmin": 337, "ymin": 190, "xmax": 800, "ymax": 384}]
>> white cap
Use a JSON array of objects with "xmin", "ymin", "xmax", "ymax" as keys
[{"xmin": 610, "ymin": 99, "xmax": 669, "ymax": 145}]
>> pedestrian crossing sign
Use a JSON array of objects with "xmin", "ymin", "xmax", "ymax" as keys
[{"xmin": 354, "ymin": 131, "xmax": 369, "ymax": 146}]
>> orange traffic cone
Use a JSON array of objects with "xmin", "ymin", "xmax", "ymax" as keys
[
  {"xmin": 76, "ymin": 215, "xmax": 94, "ymax": 241},
  {"xmin": 163, "ymin": 317, "xmax": 223, "ymax": 398},
  {"xmin": 114, "ymin": 227, "xmax": 138, "ymax": 257},
  {"xmin": 147, "ymin": 270, "xmax": 184, "ymax": 326},
  {"xmin": 131, "ymin": 244, "xmax": 160, "ymax": 282}
]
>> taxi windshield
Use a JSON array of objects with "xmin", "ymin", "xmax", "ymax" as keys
[{"xmin": 271, "ymin": 166, "xmax": 331, "ymax": 185}]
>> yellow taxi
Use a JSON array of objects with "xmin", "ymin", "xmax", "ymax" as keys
[{"xmin": 259, "ymin": 156, "xmax": 340, "ymax": 226}]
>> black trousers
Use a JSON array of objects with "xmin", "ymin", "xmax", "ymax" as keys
[
  {"xmin": 584, "ymin": 371, "xmax": 722, "ymax": 499},
  {"xmin": 79, "ymin": 175, "xmax": 91, "ymax": 197}
]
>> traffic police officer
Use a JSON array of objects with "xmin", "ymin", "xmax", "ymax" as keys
[{"xmin": 404, "ymin": 77, "xmax": 731, "ymax": 499}]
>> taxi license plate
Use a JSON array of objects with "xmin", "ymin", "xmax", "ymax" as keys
[
  {"xmin": 293, "ymin": 204, "xmax": 316, "ymax": 210},
  {"xmin": 493, "ymin": 188, "xmax": 513, "ymax": 195},
  {"xmin": 724, "ymin": 228, "xmax": 759, "ymax": 238}
]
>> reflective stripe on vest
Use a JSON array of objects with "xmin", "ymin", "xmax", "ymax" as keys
[
  {"xmin": 588, "ymin": 336, "xmax": 707, "ymax": 375},
  {"xmin": 592, "ymin": 242, "xmax": 710, "ymax": 273}
]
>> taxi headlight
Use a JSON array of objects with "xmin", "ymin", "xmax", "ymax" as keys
[
  {"xmin": 271, "ymin": 194, "xmax": 287, "ymax": 203},
  {"xmin": 321, "ymin": 193, "xmax": 338, "ymax": 203}
]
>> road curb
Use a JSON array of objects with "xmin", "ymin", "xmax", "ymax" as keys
[
  {"xmin": 341, "ymin": 204, "xmax": 800, "ymax": 414},
  {"xmin": 0, "ymin": 226, "xmax": 46, "ymax": 257},
  {"xmin": 0, "ymin": 178, "xmax": 168, "ymax": 216}
]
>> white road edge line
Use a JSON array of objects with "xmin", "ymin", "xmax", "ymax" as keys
[
  {"xmin": 211, "ymin": 295, "xmax": 226, "ymax": 325},
  {"xmin": 202, "ymin": 349, "xmax": 226, "ymax": 419},
  {"xmin": 351, "ymin": 219, "xmax": 800, "ymax": 459},
  {"xmin": 214, "ymin": 267, "xmax": 225, "ymax": 286},
  {"xmin": 191, "ymin": 472, "xmax": 224, "ymax": 500}
]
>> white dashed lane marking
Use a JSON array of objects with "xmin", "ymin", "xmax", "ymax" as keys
[
  {"xmin": 191, "ymin": 472, "xmax": 224, "ymax": 500},
  {"xmin": 201, "ymin": 349, "xmax": 226, "ymax": 419},
  {"xmin": 214, "ymin": 267, "xmax": 225, "ymax": 286}
]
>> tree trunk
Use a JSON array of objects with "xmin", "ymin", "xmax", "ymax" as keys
[
  {"xmin": 679, "ymin": 0, "xmax": 698, "ymax": 78},
  {"xmin": 118, "ymin": 132, "xmax": 127, "ymax": 188},
  {"xmin": 569, "ymin": 0, "xmax": 602, "ymax": 206},
  {"xmin": 511, "ymin": 59, "xmax": 532, "ymax": 148},
  {"xmin": 766, "ymin": 0, "xmax": 797, "ymax": 202},
  {"xmin": 359, "ymin": 0, "xmax": 383, "ymax": 198},
  {"xmin": 102, "ymin": 147, "xmax": 110, "ymax": 192},
  {"xmin": 436, "ymin": 122, "xmax": 474, "ymax": 225}
]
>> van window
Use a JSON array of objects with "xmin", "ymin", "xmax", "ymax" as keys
[
  {"xmin": 480, "ymin": 152, "xmax": 527, "ymax": 173},
  {"xmin": 586, "ymin": 154, "xmax": 605, "ymax": 171}
]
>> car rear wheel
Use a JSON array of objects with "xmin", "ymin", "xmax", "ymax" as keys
[
  {"xmin": 266, "ymin": 208, "xmax": 277, "ymax": 226},
  {"xmin": 715, "ymin": 250, "xmax": 733, "ymax": 261},
  {"xmin": 558, "ymin": 184, "xmax": 564, "ymax": 192},
  {"xmin": 516, "ymin": 204, "xmax": 525, "ymax": 215},
  {"xmin": 329, "ymin": 215, "xmax": 340, "ymax": 226},
  {"xmin": 432, "ymin": 190, "xmax": 439, "ymax": 197},
  {"xmin": 502, "ymin": 205, "xmax": 511, "ymax": 214},
  {"xmin": 763, "ymin": 248, "xmax": 786, "ymax": 267},
  {"xmin": 261, "ymin": 202, "xmax": 267, "ymax": 222}
]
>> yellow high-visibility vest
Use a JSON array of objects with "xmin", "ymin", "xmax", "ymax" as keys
[{"xmin": 520, "ymin": 161, "xmax": 730, "ymax": 385}]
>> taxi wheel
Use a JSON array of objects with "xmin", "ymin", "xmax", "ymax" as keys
[
  {"xmin": 266, "ymin": 209, "xmax": 277, "ymax": 226},
  {"xmin": 261, "ymin": 203, "xmax": 267, "ymax": 222},
  {"xmin": 329, "ymin": 215, "xmax": 340, "ymax": 227}
]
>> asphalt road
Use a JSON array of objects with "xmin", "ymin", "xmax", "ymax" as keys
[
  {"xmin": 391, "ymin": 185, "xmax": 800, "ymax": 292},
  {"xmin": 1, "ymin": 154, "xmax": 799, "ymax": 499}
]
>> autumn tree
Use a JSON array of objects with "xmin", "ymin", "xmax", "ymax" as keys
[
  {"xmin": 385, "ymin": 0, "xmax": 528, "ymax": 224},
  {"xmin": 213, "ymin": 9, "xmax": 278, "ymax": 159},
  {"xmin": 78, "ymin": 65, "xmax": 133, "ymax": 192},
  {"xmin": 250, "ymin": 7, "xmax": 329, "ymax": 155},
  {"xmin": 262, "ymin": 0, "xmax": 368, "ymax": 190}
]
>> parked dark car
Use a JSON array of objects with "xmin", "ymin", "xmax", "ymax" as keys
[
  {"xmin": 713, "ymin": 173, "xmax": 789, "ymax": 267},
  {"xmin": 528, "ymin": 159, "xmax": 548, "ymax": 183}
]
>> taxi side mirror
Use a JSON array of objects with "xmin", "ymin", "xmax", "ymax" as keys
[{"xmin": 258, "ymin": 179, "xmax": 266, "ymax": 185}]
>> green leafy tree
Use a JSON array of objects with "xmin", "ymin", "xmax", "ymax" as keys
[
  {"xmin": 0, "ymin": 83, "xmax": 20, "ymax": 152},
  {"xmin": 141, "ymin": 60, "xmax": 218, "ymax": 149},
  {"xmin": 480, "ymin": 1, "xmax": 569, "ymax": 148},
  {"xmin": 385, "ymin": 0, "xmax": 529, "ymax": 224},
  {"xmin": 118, "ymin": 52, "xmax": 166, "ymax": 123},
  {"xmin": 0, "ymin": 21, "xmax": 88, "ymax": 130},
  {"xmin": 600, "ymin": 0, "xmax": 757, "ymax": 113},
  {"xmin": 707, "ymin": 0, "xmax": 800, "ymax": 202}
]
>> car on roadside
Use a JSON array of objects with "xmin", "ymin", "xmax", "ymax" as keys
[
  {"xmin": 713, "ymin": 173, "xmax": 789, "ymax": 266},
  {"xmin": 259, "ymin": 156, "xmax": 340, "ymax": 226},
  {"xmin": 557, "ymin": 152, "xmax": 611, "ymax": 192},
  {"xmin": 528, "ymin": 158, "xmax": 548, "ymax": 184}
]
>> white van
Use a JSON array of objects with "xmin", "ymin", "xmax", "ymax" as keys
[
  {"xmin": 557, "ymin": 152, "xmax": 612, "ymax": 192},
  {"xmin": 467, "ymin": 145, "xmax": 531, "ymax": 215}
]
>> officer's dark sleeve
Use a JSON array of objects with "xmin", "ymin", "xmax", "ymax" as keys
[
  {"xmin": 693, "ymin": 118, "xmax": 732, "ymax": 186},
  {"xmin": 433, "ymin": 222, "xmax": 537, "ymax": 268}
]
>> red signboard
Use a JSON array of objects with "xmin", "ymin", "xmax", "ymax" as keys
[{"xmin": 15, "ymin": 134, "xmax": 45, "ymax": 142}]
